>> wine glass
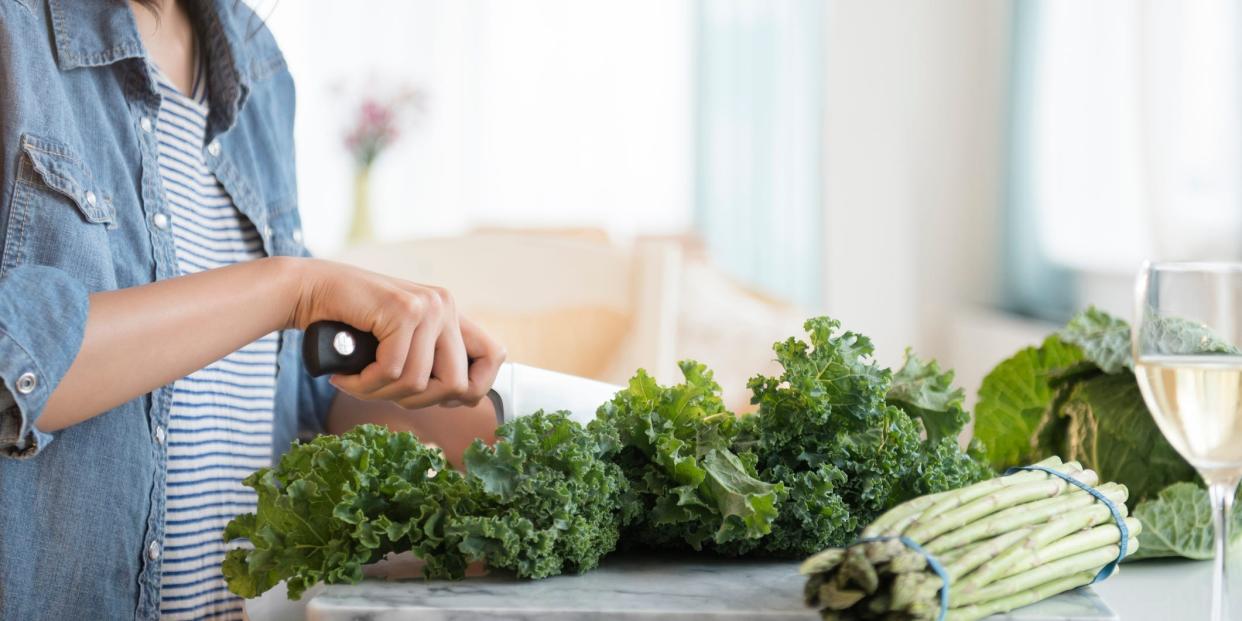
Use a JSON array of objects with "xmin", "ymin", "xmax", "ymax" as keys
[{"xmin": 1134, "ymin": 261, "xmax": 1242, "ymax": 621}]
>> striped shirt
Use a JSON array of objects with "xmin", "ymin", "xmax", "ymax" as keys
[{"xmin": 152, "ymin": 60, "xmax": 277, "ymax": 620}]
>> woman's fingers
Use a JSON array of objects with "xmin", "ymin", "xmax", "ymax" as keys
[
  {"xmin": 298, "ymin": 259, "xmax": 504, "ymax": 409},
  {"xmin": 427, "ymin": 287, "xmax": 469, "ymax": 397},
  {"xmin": 460, "ymin": 315, "xmax": 506, "ymax": 405},
  {"xmin": 393, "ymin": 378, "xmax": 463, "ymax": 409},
  {"xmin": 331, "ymin": 314, "xmax": 417, "ymax": 395},
  {"xmin": 330, "ymin": 285, "xmax": 431, "ymax": 397},
  {"xmin": 357, "ymin": 320, "xmax": 439, "ymax": 401},
  {"xmin": 394, "ymin": 319, "xmax": 485, "ymax": 409}
]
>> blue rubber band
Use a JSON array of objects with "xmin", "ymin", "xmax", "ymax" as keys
[
  {"xmin": 853, "ymin": 535, "xmax": 950, "ymax": 621},
  {"xmin": 1004, "ymin": 465, "xmax": 1128, "ymax": 583}
]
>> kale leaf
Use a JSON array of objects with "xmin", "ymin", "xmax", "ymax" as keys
[
  {"xmin": 887, "ymin": 348, "xmax": 970, "ymax": 444},
  {"xmin": 590, "ymin": 362, "xmax": 785, "ymax": 551},
  {"xmin": 222, "ymin": 425, "xmax": 460, "ymax": 599},
  {"xmin": 742, "ymin": 317, "xmax": 990, "ymax": 556},
  {"xmin": 224, "ymin": 412, "xmax": 626, "ymax": 599},
  {"xmin": 453, "ymin": 410, "xmax": 627, "ymax": 578}
]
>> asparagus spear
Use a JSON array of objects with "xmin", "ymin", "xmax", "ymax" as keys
[
  {"xmin": 1001, "ymin": 518, "xmax": 1140, "ymax": 580},
  {"xmin": 945, "ymin": 570, "xmax": 1097, "ymax": 621},
  {"xmin": 952, "ymin": 542, "xmax": 1129, "ymax": 607},
  {"xmin": 924, "ymin": 482, "xmax": 1127, "ymax": 554},
  {"xmin": 950, "ymin": 504, "xmax": 1132, "ymax": 593},
  {"xmin": 801, "ymin": 458, "xmax": 1137, "ymax": 621},
  {"xmin": 904, "ymin": 504, "xmax": 1137, "ymax": 606},
  {"xmin": 905, "ymin": 472, "xmax": 1095, "ymax": 544},
  {"xmin": 862, "ymin": 457, "xmax": 1065, "ymax": 539},
  {"xmin": 915, "ymin": 458, "xmax": 1080, "ymax": 523}
]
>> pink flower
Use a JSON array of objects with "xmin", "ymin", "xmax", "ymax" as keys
[{"xmin": 342, "ymin": 88, "xmax": 423, "ymax": 168}]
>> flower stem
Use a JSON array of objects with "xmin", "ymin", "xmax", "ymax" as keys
[{"xmin": 348, "ymin": 165, "xmax": 373, "ymax": 245}]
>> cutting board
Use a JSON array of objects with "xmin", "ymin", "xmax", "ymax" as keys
[{"xmin": 285, "ymin": 553, "xmax": 1118, "ymax": 621}]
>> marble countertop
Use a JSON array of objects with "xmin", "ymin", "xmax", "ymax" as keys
[
  {"xmin": 1093, "ymin": 556, "xmax": 1242, "ymax": 620},
  {"xmin": 245, "ymin": 553, "xmax": 1120, "ymax": 621}
]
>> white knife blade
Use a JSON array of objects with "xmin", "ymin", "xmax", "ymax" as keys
[{"xmin": 488, "ymin": 363, "xmax": 621, "ymax": 426}]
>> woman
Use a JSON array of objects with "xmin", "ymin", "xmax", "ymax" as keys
[{"xmin": 0, "ymin": 1, "xmax": 505, "ymax": 619}]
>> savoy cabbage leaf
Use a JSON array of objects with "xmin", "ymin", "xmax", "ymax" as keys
[
  {"xmin": 1130, "ymin": 482, "xmax": 1242, "ymax": 560},
  {"xmin": 1053, "ymin": 373, "xmax": 1195, "ymax": 503},
  {"xmin": 1060, "ymin": 305, "xmax": 1237, "ymax": 373},
  {"xmin": 1059, "ymin": 306, "xmax": 1131, "ymax": 374},
  {"xmin": 971, "ymin": 335, "xmax": 1083, "ymax": 470},
  {"xmin": 976, "ymin": 308, "xmax": 1231, "ymax": 501}
]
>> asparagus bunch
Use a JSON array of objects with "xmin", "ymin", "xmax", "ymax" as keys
[{"xmin": 800, "ymin": 457, "xmax": 1140, "ymax": 621}]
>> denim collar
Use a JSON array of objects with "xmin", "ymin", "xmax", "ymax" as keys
[
  {"xmin": 48, "ymin": 0, "xmax": 255, "ymax": 139},
  {"xmin": 47, "ymin": 0, "xmax": 146, "ymax": 70}
]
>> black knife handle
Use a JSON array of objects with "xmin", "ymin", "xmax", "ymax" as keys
[{"xmin": 303, "ymin": 321, "xmax": 379, "ymax": 377}]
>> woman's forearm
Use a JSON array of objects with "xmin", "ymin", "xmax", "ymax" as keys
[
  {"xmin": 38, "ymin": 257, "xmax": 302, "ymax": 431},
  {"xmin": 36, "ymin": 254, "xmax": 507, "ymax": 435}
]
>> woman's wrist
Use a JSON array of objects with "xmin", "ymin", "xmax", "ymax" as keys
[{"xmin": 264, "ymin": 256, "xmax": 314, "ymax": 331}]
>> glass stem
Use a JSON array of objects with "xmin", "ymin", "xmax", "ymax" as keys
[{"xmin": 1208, "ymin": 479, "xmax": 1238, "ymax": 621}]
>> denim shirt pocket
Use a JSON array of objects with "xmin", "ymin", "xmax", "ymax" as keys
[{"xmin": 2, "ymin": 134, "xmax": 118, "ymax": 289}]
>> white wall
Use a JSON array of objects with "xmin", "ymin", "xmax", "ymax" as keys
[
  {"xmin": 820, "ymin": 0, "xmax": 1012, "ymax": 379},
  {"xmin": 264, "ymin": 1, "xmax": 694, "ymax": 256}
]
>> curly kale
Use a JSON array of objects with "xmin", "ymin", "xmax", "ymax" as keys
[
  {"xmin": 223, "ymin": 317, "xmax": 995, "ymax": 597},
  {"xmin": 453, "ymin": 410, "xmax": 627, "ymax": 578},
  {"xmin": 222, "ymin": 425, "xmax": 462, "ymax": 599},
  {"xmin": 224, "ymin": 411, "xmax": 626, "ymax": 599},
  {"xmin": 740, "ymin": 317, "xmax": 990, "ymax": 556},
  {"xmin": 591, "ymin": 362, "xmax": 785, "ymax": 552}
]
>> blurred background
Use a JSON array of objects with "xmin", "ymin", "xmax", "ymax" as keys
[{"xmin": 254, "ymin": 0, "xmax": 1242, "ymax": 411}]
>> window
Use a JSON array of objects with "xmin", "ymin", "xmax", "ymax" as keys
[{"xmin": 1007, "ymin": 0, "xmax": 1242, "ymax": 318}]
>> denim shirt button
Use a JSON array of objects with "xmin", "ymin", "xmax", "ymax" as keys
[
  {"xmin": 292, "ymin": 228, "xmax": 303, "ymax": 244},
  {"xmin": 206, "ymin": 140, "xmax": 221, "ymax": 157},
  {"xmin": 140, "ymin": 117, "xmax": 153, "ymax": 133},
  {"xmin": 146, "ymin": 540, "xmax": 160, "ymax": 561},
  {"xmin": 85, "ymin": 191, "xmax": 97, "ymax": 207},
  {"xmin": 14, "ymin": 372, "xmax": 36, "ymax": 395},
  {"xmin": 152, "ymin": 213, "xmax": 170, "ymax": 230},
  {"xmin": 154, "ymin": 425, "xmax": 166, "ymax": 445}
]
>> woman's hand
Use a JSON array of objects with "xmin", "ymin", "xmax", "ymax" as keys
[{"xmin": 286, "ymin": 258, "xmax": 506, "ymax": 409}]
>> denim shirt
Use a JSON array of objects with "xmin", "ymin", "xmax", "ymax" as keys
[{"xmin": 0, "ymin": 2, "xmax": 336, "ymax": 618}]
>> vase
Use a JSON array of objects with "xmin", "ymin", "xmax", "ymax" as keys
[{"xmin": 347, "ymin": 165, "xmax": 373, "ymax": 245}]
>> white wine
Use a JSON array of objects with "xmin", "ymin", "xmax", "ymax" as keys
[{"xmin": 1135, "ymin": 355, "xmax": 1242, "ymax": 474}]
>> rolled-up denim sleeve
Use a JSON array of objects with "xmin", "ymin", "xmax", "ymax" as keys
[{"xmin": 0, "ymin": 265, "xmax": 89, "ymax": 458}]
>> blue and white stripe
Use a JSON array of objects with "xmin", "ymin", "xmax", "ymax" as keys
[{"xmin": 153, "ymin": 60, "xmax": 277, "ymax": 621}]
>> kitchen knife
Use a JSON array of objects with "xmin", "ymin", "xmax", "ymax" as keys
[{"xmin": 303, "ymin": 320, "xmax": 620, "ymax": 426}]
